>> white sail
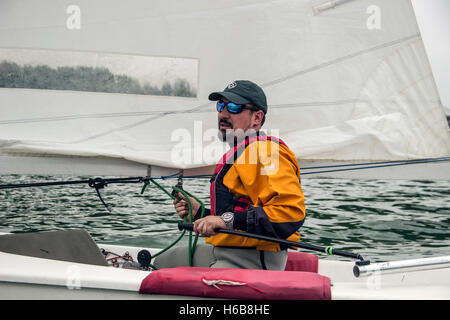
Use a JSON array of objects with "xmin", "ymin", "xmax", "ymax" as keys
[{"xmin": 0, "ymin": 0, "xmax": 449, "ymax": 176}]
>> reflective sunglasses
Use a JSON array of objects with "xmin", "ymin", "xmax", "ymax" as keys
[{"xmin": 216, "ymin": 100, "xmax": 259, "ymax": 114}]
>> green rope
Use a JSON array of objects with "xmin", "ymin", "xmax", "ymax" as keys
[
  {"xmin": 173, "ymin": 187, "xmax": 206, "ymax": 259},
  {"xmin": 325, "ymin": 246, "xmax": 333, "ymax": 255},
  {"xmin": 172, "ymin": 187, "xmax": 194, "ymax": 266},
  {"xmin": 150, "ymin": 229, "xmax": 186, "ymax": 261},
  {"xmin": 144, "ymin": 178, "xmax": 175, "ymax": 199},
  {"xmin": 140, "ymin": 180, "xmax": 150, "ymax": 195},
  {"xmin": 140, "ymin": 179, "xmax": 186, "ymax": 269},
  {"xmin": 142, "ymin": 178, "xmax": 205, "ymax": 267}
]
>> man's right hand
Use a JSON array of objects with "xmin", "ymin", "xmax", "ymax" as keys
[{"xmin": 173, "ymin": 192, "xmax": 200, "ymax": 221}]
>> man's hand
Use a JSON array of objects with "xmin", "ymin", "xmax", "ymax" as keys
[
  {"xmin": 173, "ymin": 193, "xmax": 200, "ymax": 221},
  {"xmin": 194, "ymin": 216, "xmax": 226, "ymax": 237}
]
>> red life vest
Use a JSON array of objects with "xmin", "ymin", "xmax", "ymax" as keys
[{"xmin": 209, "ymin": 134, "xmax": 287, "ymax": 217}]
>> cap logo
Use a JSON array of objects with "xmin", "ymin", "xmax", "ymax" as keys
[{"xmin": 227, "ymin": 81, "xmax": 237, "ymax": 89}]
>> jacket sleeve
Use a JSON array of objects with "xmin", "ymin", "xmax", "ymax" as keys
[
  {"xmin": 224, "ymin": 140, "xmax": 305, "ymax": 240},
  {"xmin": 193, "ymin": 208, "xmax": 210, "ymax": 220}
]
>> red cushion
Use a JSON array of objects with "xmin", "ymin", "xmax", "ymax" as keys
[
  {"xmin": 139, "ymin": 266, "xmax": 331, "ymax": 300},
  {"xmin": 284, "ymin": 251, "xmax": 319, "ymax": 272}
]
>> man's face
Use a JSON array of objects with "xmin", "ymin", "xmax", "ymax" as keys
[{"xmin": 217, "ymin": 98, "xmax": 264, "ymax": 141}]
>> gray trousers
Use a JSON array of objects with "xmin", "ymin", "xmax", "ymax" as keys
[{"xmin": 153, "ymin": 243, "xmax": 288, "ymax": 270}]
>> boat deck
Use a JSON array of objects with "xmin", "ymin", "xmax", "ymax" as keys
[{"xmin": 1, "ymin": 242, "xmax": 449, "ymax": 300}]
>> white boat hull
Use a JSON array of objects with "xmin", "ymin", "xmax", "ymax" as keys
[{"xmin": 1, "ymin": 242, "xmax": 449, "ymax": 300}]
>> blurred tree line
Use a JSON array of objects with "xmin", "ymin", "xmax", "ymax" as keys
[{"xmin": 0, "ymin": 61, "xmax": 196, "ymax": 97}]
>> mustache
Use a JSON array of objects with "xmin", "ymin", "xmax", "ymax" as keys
[{"xmin": 219, "ymin": 119, "xmax": 232, "ymax": 127}]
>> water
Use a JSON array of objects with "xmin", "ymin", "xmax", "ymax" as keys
[{"xmin": 1, "ymin": 174, "xmax": 449, "ymax": 262}]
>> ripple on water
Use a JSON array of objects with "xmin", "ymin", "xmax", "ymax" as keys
[{"xmin": 0, "ymin": 175, "xmax": 448, "ymax": 262}]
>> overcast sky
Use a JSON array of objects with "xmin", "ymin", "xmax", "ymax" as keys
[{"xmin": 411, "ymin": 0, "xmax": 450, "ymax": 115}]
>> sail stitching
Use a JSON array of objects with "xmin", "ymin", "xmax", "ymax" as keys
[{"xmin": 262, "ymin": 34, "xmax": 420, "ymax": 87}]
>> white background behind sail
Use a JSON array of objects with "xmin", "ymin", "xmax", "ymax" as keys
[
  {"xmin": 411, "ymin": 0, "xmax": 450, "ymax": 115},
  {"xmin": 0, "ymin": 0, "xmax": 449, "ymax": 172}
]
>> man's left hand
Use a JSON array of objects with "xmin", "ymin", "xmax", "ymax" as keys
[{"xmin": 193, "ymin": 216, "xmax": 226, "ymax": 237}]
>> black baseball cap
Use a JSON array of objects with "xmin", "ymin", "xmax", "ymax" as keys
[{"xmin": 208, "ymin": 80, "xmax": 267, "ymax": 114}]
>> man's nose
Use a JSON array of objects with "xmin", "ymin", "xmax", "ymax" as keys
[{"xmin": 219, "ymin": 106, "xmax": 231, "ymax": 117}]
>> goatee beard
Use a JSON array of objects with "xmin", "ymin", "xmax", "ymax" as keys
[{"xmin": 219, "ymin": 128, "xmax": 259, "ymax": 146}]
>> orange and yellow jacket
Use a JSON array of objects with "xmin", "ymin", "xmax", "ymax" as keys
[{"xmin": 196, "ymin": 133, "xmax": 305, "ymax": 252}]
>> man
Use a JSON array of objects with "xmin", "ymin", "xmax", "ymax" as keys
[{"xmin": 153, "ymin": 80, "xmax": 305, "ymax": 270}]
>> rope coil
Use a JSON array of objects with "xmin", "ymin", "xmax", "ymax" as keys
[{"xmin": 202, "ymin": 278, "xmax": 247, "ymax": 290}]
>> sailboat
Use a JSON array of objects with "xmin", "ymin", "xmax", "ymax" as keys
[{"xmin": 0, "ymin": 0, "xmax": 449, "ymax": 299}]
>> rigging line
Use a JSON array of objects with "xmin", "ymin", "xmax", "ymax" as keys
[
  {"xmin": 302, "ymin": 157, "xmax": 450, "ymax": 175},
  {"xmin": 69, "ymin": 101, "xmax": 212, "ymax": 144},
  {"xmin": 0, "ymin": 110, "xmax": 182, "ymax": 126},
  {"xmin": 261, "ymin": 34, "xmax": 420, "ymax": 88},
  {"xmin": 0, "ymin": 106, "xmax": 212, "ymax": 126},
  {"xmin": 158, "ymin": 172, "xmax": 183, "ymax": 179},
  {"xmin": 301, "ymin": 157, "xmax": 450, "ymax": 170},
  {"xmin": 270, "ymin": 99, "xmax": 441, "ymax": 109},
  {"xmin": 0, "ymin": 176, "xmax": 145, "ymax": 190},
  {"xmin": 0, "ymin": 173, "xmax": 208, "ymax": 190},
  {"xmin": 2, "ymin": 97, "xmax": 443, "ymax": 126},
  {"xmin": 3, "ymin": 98, "xmax": 443, "ymax": 126},
  {"xmin": 69, "ymin": 113, "xmax": 164, "ymax": 144},
  {"xmin": 166, "ymin": 158, "xmax": 450, "ymax": 178},
  {"xmin": 0, "ymin": 179, "xmax": 90, "ymax": 189},
  {"xmin": 1, "ymin": 157, "xmax": 448, "ymax": 190},
  {"xmin": 0, "ymin": 100, "xmax": 362, "ymax": 126},
  {"xmin": 156, "ymin": 158, "xmax": 450, "ymax": 178},
  {"xmin": 270, "ymin": 99, "xmax": 360, "ymax": 109}
]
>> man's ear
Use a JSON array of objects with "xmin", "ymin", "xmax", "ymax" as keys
[{"xmin": 252, "ymin": 110, "xmax": 265, "ymax": 128}]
